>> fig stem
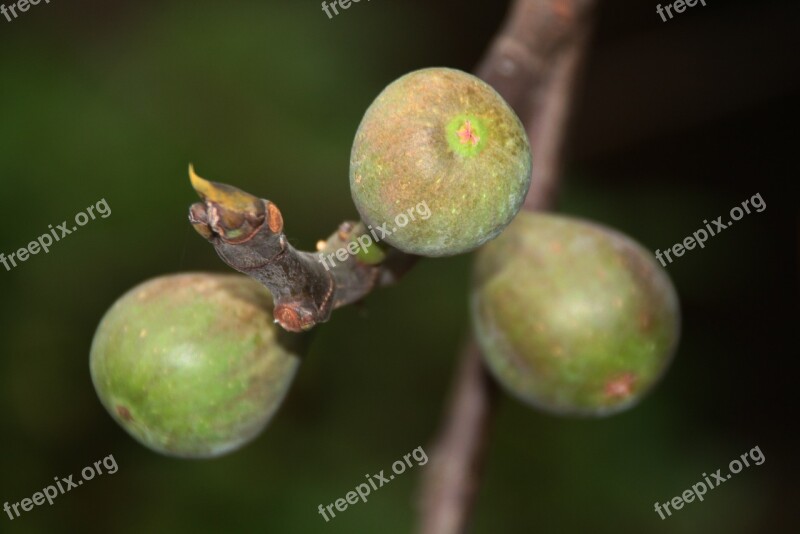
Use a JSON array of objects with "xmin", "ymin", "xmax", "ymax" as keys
[{"xmin": 417, "ymin": 1, "xmax": 598, "ymax": 533}]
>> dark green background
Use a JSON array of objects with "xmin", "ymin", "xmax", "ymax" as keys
[{"xmin": 0, "ymin": 1, "xmax": 796, "ymax": 533}]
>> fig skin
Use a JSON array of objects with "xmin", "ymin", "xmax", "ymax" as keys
[
  {"xmin": 471, "ymin": 212, "xmax": 680, "ymax": 416},
  {"xmin": 350, "ymin": 67, "xmax": 532, "ymax": 257},
  {"xmin": 90, "ymin": 273, "xmax": 303, "ymax": 458}
]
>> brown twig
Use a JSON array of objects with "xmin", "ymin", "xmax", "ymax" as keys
[
  {"xmin": 416, "ymin": 1, "xmax": 597, "ymax": 533},
  {"xmin": 187, "ymin": 165, "xmax": 416, "ymax": 332}
]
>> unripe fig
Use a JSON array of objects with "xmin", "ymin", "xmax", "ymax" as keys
[
  {"xmin": 350, "ymin": 67, "xmax": 532, "ymax": 257},
  {"xmin": 90, "ymin": 273, "xmax": 303, "ymax": 458},
  {"xmin": 471, "ymin": 212, "xmax": 680, "ymax": 416}
]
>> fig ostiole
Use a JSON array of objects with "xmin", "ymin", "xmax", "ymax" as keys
[{"xmin": 90, "ymin": 273, "xmax": 305, "ymax": 458}]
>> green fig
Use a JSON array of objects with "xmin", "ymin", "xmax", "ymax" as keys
[
  {"xmin": 90, "ymin": 273, "xmax": 304, "ymax": 458},
  {"xmin": 472, "ymin": 212, "xmax": 680, "ymax": 416},
  {"xmin": 350, "ymin": 67, "xmax": 532, "ymax": 257}
]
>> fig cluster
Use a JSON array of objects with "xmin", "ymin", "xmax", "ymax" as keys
[{"xmin": 90, "ymin": 67, "xmax": 680, "ymax": 459}]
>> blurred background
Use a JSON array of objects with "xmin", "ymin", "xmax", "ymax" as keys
[{"xmin": 0, "ymin": 0, "xmax": 796, "ymax": 532}]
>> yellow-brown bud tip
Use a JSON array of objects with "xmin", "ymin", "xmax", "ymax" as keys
[{"xmin": 188, "ymin": 164, "xmax": 264, "ymax": 216}]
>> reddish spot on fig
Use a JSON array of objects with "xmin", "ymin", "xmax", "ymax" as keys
[
  {"xmin": 116, "ymin": 405, "xmax": 133, "ymax": 422},
  {"xmin": 604, "ymin": 373, "xmax": 637, "ymax": 399}
]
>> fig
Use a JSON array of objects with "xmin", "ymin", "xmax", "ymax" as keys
[
  {"xmin": 350, "ymin": 67, "xmax": 532, "ymax": 257},
  {"xmin": 471, "ymin": 212, "xmax": 680, "ymax": 416},
  {"xmin": 90, "ymin": 273, "xmax": 304, "ymax": 458}
]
